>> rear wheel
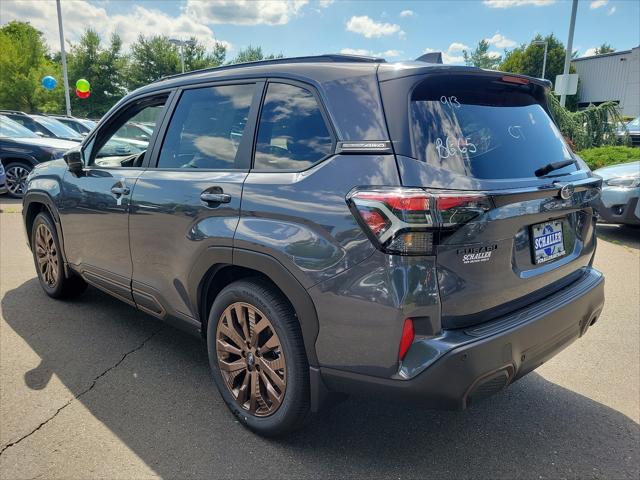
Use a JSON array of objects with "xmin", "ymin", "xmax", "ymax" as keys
[
  {"xmin": 207, "ymin": 279, "xmax": 309, "ymax": 436},
  {"xmin": 5, "ymin": 162, "xmax": 32, "ymax": 198},
  {"xmin": 31, "ymin": 212, "xmax": 87, "ymax": 298}
]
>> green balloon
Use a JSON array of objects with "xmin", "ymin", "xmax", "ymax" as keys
[{"xmin": 76, "ymin": 78, "xmax": 90, "ymax": 93}]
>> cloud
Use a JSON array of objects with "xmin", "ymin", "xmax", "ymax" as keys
[
  {"xmin": 346, "ymin": 15, "xmax": 403, "ymax": 38},
  {"xmin": 399, "ymin": 10, "xmax": 414, "ymax": 17},
  {"xmin": 583, "ymin": 47, "xmax": 598, "ymax": 56},
  {"xmin": 485, "ymin": 33, "xmax": 517, "ymax": 48},
  {"xmin": 185, "ymin": 0, "xmax": 309, "ymax": 26},
  {"xmin": 589, "ymin": 0, "xmax": 608, "ymax": 9},
  {"xmin": 340, "ymin": 48, "xmax": 402, "ymax": 58},
  {"xmin": 319, "ymin": 0, "xmax": 334, "ymax": 7},
  {"xmin": 1, "ymin": 0, "xmax": 231, "ymax": 53},
  {"xmin": 607, "ymin": 6, "xmax": 616, "ymax": 15},
  {"xmin": 487, "ymin": 51, "xmax": 502, "ymax": 59},
  {"xmin": 448, "ymin": 42, "xmax": 470, "ymax": 52},
  {"xmin": 483, "ymin": 0, "xmax": 555, "ymax": 7}
]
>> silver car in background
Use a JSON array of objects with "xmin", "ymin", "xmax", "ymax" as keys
[{"xmin": 593, "ymin": 161, "xmax": 640, "ymax": 226}]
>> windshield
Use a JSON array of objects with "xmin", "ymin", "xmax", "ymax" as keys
[
  {"xmin": 627, "ymin": 117, "xmax": 640, "ymax": 128},
  {"xmin": 0, "ymin": 115, "xmax": 39, "ymax": 138},
  {"xmin": 32, "ymin": 115, "xmax": 83, "ymax": 139},
  {"xmin": 410, "ymin": 76, "xmax": 577, "ymax": 180}
]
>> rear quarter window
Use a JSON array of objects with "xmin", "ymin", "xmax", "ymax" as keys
[{"xmin": 410, "ymin": 75, "xmax": 576, "ymax": 179}]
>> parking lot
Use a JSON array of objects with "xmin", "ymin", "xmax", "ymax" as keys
[{"xmin": 0, "ymin": 196, "xmax": 638, "ymax": 479}]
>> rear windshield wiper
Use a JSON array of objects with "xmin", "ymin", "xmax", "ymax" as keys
[{"xmin": 535, "ymin": 160, "xmax": 576, "ymax": 177}]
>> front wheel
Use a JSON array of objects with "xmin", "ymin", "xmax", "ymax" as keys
[
  {"xmin": 4, "ymin": 162, "xmax": 32, "ymax": 198},
  {"xmin": 207, "ymin": 279, "xmax": 309, "ymax": 436},
  {"xmin": 31, "ymin": 212, "xmax": 87, "ymax": 299}
]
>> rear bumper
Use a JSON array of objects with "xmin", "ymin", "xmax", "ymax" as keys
[{"xmin": 318, "ymin": 267, "xmax": 604, "ymax": 410}]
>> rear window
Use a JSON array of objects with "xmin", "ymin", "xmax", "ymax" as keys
[{"xmin": 410, "ymin": 76, "xmax": 576, "ymax": 179}]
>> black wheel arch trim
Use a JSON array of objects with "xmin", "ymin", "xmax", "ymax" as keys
[
  {"xmin": 2, "ymin": 154, "xmax": 39, "ymax": 167},
  {"xmin": 193, "ymin": 247, "xmax": 320, "ymax": 366},
  {"xmin": 22, "ymin": 192, "xmax": 72, "ymax": 278}
]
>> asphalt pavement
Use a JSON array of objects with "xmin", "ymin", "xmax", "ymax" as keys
[{"xmin": 1, "ymin": 196, "xmax": 638, "ymax": 479}]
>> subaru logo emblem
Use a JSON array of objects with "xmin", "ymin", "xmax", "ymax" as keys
[{"xmin": 559, "ymin": 184, "xmax": 574, "ymax": 200}]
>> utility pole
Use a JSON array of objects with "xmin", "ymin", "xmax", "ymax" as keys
[
  {"xmin": 169, "ymin": 39, "xmax": 196, "ymax": 74},
  {"xmin": 56, "ymin": 0, "xmax": 71, "ymax": 116},
  {"xmin": 533, "ymin": 40, "xmax": 548, "ymax": 79},
  {"xmin": 560, "ymin": 0, "xmax": 578, "ymax": 107}
]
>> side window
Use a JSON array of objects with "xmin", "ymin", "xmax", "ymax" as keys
[
  {"xmin": 90, "ymin": 99, "xmax": 166, "ymax": 168},
  {"xmin": 157, "ymin": 83, "xmax": 255, "ymax": 169},
  {"xmin": 254, "ymin": 83, "xmax": 333, "ymax": 171}
]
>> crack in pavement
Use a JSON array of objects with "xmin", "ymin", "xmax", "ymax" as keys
[{"xmin": 0, "ymin": 327, "xmax": 163, "ymax": 456}]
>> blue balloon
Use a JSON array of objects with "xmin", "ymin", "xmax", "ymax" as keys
[{"xmin": 41, "ymin": 75, "xmax": 57, "ymax": 90}]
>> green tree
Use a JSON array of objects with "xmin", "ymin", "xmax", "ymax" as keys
[
  {"xmin": 126, "ymin": 35, "xmax": 227, "ymax": 90},
  {"xmin": 594, "ymin": 43, "xmax": 615, "ymax": 55},
  {"xmin": 499, "ymin": 34, "xmax": 579, "ymax": 110},
  {"xmin": 0, "ymin": 21, "xmax": 62, "ymax": 113},
  {"xmin": 462, "ymin": 40, "xmax": 501, "ymax": 69},
  {"xmin": 67, "ymin": 29, "xmax": 127, "ymax": 117},
  {"xmin": 231, "ymin": 45, "xmax": 283, "ymax": 64}
]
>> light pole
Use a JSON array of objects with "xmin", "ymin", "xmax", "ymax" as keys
[
  {"xmin": 532, "ymin": 40, "xmax": 548, "ymax": 80},
  {"xmin": 56, "ymin": 0, "xmax": 71, "ymax": 116},
  {"xmin": 560, "ymin": 0, "xmax": 579, "ymax": 107},
  {"xmin": 169, "ymin": 38, "xmax": 196, "ymax": 73}
]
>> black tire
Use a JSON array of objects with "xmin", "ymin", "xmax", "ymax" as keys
[
  {"xmin": 207, "ymin": 278, "xmax": 309, "ymax": 436},
  {"xmin": 31, "ymin": 212, "xmax": 87, "ymax": 299},
  {"xmin": 4, "ymin": 161, "xmax": 32, "ymax": 198}
]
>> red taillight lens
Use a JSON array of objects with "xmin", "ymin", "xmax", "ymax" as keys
[
  {"xmin": 347, "ymin": 188, "xmax": 490, "ymax": 255},
  {"xmin": 398, "ymin": 318, "xmax": 414, "ymax": 361}
]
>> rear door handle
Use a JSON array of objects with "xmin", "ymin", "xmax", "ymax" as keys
[
  {"xmin": 111, "ymin": 185, "xmax": 130, "ymax": 196},
  {"xmin": 200, "ymin": 192, "xmax": 231, "ymax": 204}
]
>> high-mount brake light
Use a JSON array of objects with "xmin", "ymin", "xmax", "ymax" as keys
[
  {"xmin": 348, "ymin": 188, "xmax": 491, "ymax": 255},
  {"xmin": 500, "ymin": 75, "xmax": 530, "ymax": 85}
]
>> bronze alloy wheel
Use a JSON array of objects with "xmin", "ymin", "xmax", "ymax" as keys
[
  {"xmin": 216, "ymin": 302, "xmax": 287, "ymax": 417},
  {"xmin": 35, "ymin": 223, "xmax": 59, "ymax": 287}
]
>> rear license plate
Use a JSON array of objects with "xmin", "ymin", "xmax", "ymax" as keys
[{"xmin": 532, "ymin": 220, "xmax": 566, "ymax": 264}]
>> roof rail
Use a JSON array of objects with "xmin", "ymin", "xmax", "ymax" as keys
[{"xmin": 157, "ymin": 53, "xmax": 386, "ymax": 83}]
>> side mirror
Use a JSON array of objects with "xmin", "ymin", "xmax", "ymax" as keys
[
  {"xmin": 63, "ymin": 149, "xmax": 83, "ymax": 174},
  {"xmin": 36, "ymin": 131, "xmax": 45, "ymax": 137}
]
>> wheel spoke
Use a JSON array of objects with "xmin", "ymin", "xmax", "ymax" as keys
[
  {"xmin": 236, "ymin": 371, "xmax": 251, "ymax": 405},
  {"xmin": 258, "ymin": 357, "xmax": 285, "ymax": 391},
  {"xmin": 218, "ymin": 317, "xmax": 245, "ymax": 349},
  {"xmin": 259, "ymin": 370, "xmax": 283, "ymax": 408},
  {"xmin": 258, "ymin": 334, "xmax": 280, "ymax": 355},
  {"xmin": 219, "ymin": 358, "xmax": 246, "ymax": 372},
  {"xmin": 234, "ymin": 305, "xmax": 250, "ymax": 342},
  {"xmin": 216, "ymin": 338, "xmax": 242, "ymax": 356},
  {"xmin": 249, "ymin": 370, "xmax": 258, "ymax": 413}
]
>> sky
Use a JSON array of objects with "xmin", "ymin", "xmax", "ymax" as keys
[{"xmin": 1, "ymin": 0, "xmax": 639, "ymax": 63}]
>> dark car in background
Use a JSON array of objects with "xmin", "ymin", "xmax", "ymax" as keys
[
  {"xmin": 22, "ymin": 55, "xmax": 605, "ymax": 436},
  {"xmin": 0, "ymin": 115, "xmax": 77, "ymax": 197},
  {"xmin": 0, "ymin": 110, "xmax": 84, "ymax": 142},
  {"xmin": 0, "ymin": 161, "xmax": 7, "ymax": 195},
  {"xmin": 49, "ymin": 115, "xmax": 97, "ymax": 136}
]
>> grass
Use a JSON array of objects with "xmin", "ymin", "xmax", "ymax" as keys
[{"xmin": 577, "ymin": 146, "xmax": 640, "ymax": 170}]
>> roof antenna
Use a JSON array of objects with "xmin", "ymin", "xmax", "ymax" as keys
[{"xmin": 415, "ymin": 52, "xmax": 443, "ymax": 64}]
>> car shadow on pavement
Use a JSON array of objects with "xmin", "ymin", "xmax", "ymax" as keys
[
  {"xmin": 2, "ymin": 279, "xmax": 639, "ymax": 479},
  {"xmin": 596, "ymin": 224, "xmax": 640, "ymax": 250}
]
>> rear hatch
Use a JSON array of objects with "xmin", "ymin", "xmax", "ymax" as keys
[{"xmin": 379, "ymin": 69, "xmax": 601, "ymax": 328}]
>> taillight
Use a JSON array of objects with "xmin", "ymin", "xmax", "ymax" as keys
[{"xmin": 347, "ymin": 187, "xmax": 491, "ymax": 255}]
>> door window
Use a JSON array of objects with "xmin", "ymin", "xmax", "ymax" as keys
[
  {"xmin": 254, "ymin": 83, "xmax": 333, "ymax": 171},
  {"xmin": 157, "ymin": 84, "xmax": 256, "ymax": 169},
  {"xmin": 90, "ymin": 99, "xmax": 166, "ymax": 168}
]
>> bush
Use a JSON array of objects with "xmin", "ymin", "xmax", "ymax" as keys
[{"xmin": 577, "ymin": 146, "xmax": 640, "ymax": 170}]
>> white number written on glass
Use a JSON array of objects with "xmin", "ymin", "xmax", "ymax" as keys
[{"xmin": 440, "ymin": 95, "xmax": 461, "ymax": 108}]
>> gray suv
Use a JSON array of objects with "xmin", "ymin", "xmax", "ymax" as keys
[{"xmin": 22, "ymin": 55, "xmax": 605, "ymax": 436}]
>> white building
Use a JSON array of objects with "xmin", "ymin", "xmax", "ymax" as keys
[{"xmin": 572, "ymin": 46, "xmax": 639, "ymax": 117}]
